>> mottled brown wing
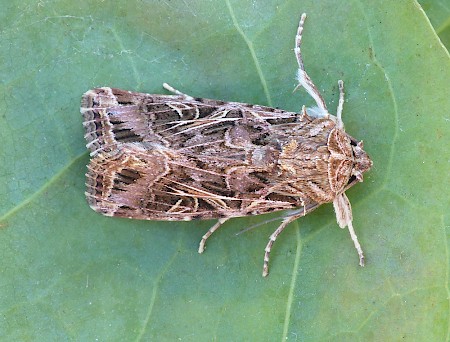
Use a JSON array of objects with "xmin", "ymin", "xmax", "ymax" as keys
[
  {"xmin": 81, "ymin": 87, "xmax": 300, "ymax": 154},
  {"xmin": 81, "ymin": 87, "xmax": 191, "ymax": 155},
  {"xmin": 85, "ymin": 144, "xmax": 303, "ymax": 220},
  {"xmin": 82, "ymin": 87, "xmax": 336, "ymax": 220}
]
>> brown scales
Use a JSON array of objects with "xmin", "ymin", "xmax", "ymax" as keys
[{"xmin": 81, "ymin": 13, "xmax": 372, "ymax": 276}]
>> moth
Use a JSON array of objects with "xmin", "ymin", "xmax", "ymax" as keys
[{"xmin": 81, "ymin": 13, "xmax": 372, "ymax": 276}]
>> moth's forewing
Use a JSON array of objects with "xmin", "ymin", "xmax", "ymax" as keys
[{"xmin": 82, "ymin": 88, "xmax": 357, "ymax": 221}]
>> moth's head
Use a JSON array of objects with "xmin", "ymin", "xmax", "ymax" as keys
[
  {"xmin": 328, "ymin": 129, "xmax": 372, "ymax": 194},
  {"xmin": 350, "ymin": 140, "xmax": 372, "ymax": 182}
]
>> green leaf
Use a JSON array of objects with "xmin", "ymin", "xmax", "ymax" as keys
[
  {"xmin": 1, "ymin": 0, "xmax": 449, "ymax": 340},
  {"xmin": 419, "ymin": 0, "xmax": 450, "ymax": 49}
]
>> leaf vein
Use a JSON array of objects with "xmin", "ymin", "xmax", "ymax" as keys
[{"xmin": 224, "ymin": 0, "xmax": 273, "ymax": 107}]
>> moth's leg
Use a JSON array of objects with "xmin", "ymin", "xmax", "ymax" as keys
[
  {"xmin": 262, "ymin": 201, "xmax": 322, "ymax": 277},
  {"xmin": 333, "ymin": 193, "xmax": 365, "ymax": 266},
  {"xmin": 198, "ymin": 218, "xmax": 229, "ymax": 253},
  {"xmin": 263, "ymin": 215, "xmax": 298, "ymax": 277},
  {"xmin": 162, "ymin": 83, "xmax": 195, "ymax": 101},
  {"xmin": 336, "ymin": 80, "xmax": 345, "ymax": 129},
  {"xmin": 263, "ymin": 211, "xmax": 305, "ymax": 277},
  {"xmin": 294, "ymin": 13, "xmax": 328, "ymax": 116}
]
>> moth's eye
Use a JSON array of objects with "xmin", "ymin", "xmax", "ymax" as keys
[{"xmin": 347, "ymin": 175, "xmax": 357, "ymax": 186}]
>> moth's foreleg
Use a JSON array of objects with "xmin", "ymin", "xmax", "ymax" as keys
[
  {"xmin": 333, "ymin": 193, "xmax": 365, "ymax": 266},
  {"xmin": 347, "ymin": 220, "xmax": 365, "ymax": 266},
  {"xmin": 198, "ymin": 218, "xmax": 229, "ymax": 253},
  {"xmin": 294, "ymin": 13, "xmax": 328, "ymax": 116},
  {"xmin": 163, "ymin": 83, "xmax": 195, "ymax": 101}
]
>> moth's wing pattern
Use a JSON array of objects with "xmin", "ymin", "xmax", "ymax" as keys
[
  {"xmin": 86, "ymin": 144, "xmax": 309, "ymax": 220},
  {"xmin": 85, "ymin": 144, "xmax": 169, "ymax": 217},
  {"xmin": 81, "ymin": 87, "xmax": 303, "ymax": 153},
  {"xmin": 82, "ymin": 89, "xmax": 325, "ymax": 220},
  {"xmin": 81, "ymin": 87, "xmax": 192, "ymax": 155}
]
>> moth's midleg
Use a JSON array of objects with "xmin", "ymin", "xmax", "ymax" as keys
[
  {"xmin": 294, "ymin": 13, "xmax": 328, "ymax": 116},
  {"xmin": 198, "ymin": 218, "xmax": 229, "ymax": 253}
]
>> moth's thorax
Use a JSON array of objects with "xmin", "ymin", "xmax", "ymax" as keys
[{"xmin": 277, "ymin": 117, "xmax": 372, "ymax": 202}]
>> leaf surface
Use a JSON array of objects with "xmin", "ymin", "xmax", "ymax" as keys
[{"xmin": 1, "ymin": 0, "xmax": 449, "ymax": 340}]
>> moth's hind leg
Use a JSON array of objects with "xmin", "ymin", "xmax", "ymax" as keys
[
  {"xmin": 263, "ymin": 215, "xmax": 298, "ymax": 277},
  {"xmin": 163, "ymin": 83, "xmax": 195, "ymax": 101},
  {"xmin": 262, "ymin": 202, "xmax": 319, "ymax": 277},
  {"xmin": 198, "ymin": 218, "xmax": 229, "ymax": 253},
  {"xmin": 294, "ymin": 13, "xmax": 328, "ymax": 117}
]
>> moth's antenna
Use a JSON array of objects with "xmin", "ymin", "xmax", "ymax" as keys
[{"xmin": 294, "ymin": 13, "xmax": 328, "ymax": 115}]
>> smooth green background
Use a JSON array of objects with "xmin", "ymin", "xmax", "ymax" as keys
[
  {"xmin": 419, "ymin": 0, "xmax": 450, "ymax": 48},
  {"xmin": 1, "ymin": 0, "xmax": 449, "ymax": 341}
]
